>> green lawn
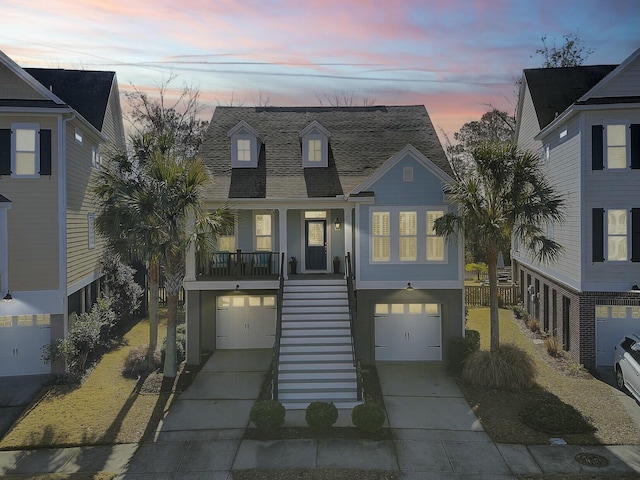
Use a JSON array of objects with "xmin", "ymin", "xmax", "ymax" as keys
[
  {"xmin": 0, "ymin": 317, "xmax": 171, "ymax": 450},
  {"xmin": 462, "ymin": 307, "xmax": 639, "ymax": 445}
]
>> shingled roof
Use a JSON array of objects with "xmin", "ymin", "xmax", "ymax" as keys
[
  {"xmin": 523, "ymin": 65, "xmax": 617, "ymax": 129},
  {"xmin": 200, "ymin": 105, "xmax": 451, "ymax": 199},
  {"xmin": 25, "ymin": 68, "xmax": 116, "ymax": 131}
]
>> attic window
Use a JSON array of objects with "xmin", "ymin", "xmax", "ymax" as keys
[
  {"xmin": 559, "ymin": 128, "xmax": 567, "ymax": 139},
  {"xmin": 228, "ymin": 121, "xmax": 261, "ymax": 168},
  {"xmin": 300, "ymin": 121, "xmax": 331, "ymax": 168},
  {"xmin": 75, "ymin": 129, "xmax": 83, "ymax": 144},
  {"xmin": 403, "ymin": 167, "xmax": 414, "ymax": 182}
]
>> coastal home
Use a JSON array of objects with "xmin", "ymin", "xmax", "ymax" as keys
[
  {"xmin": 0, "ymin": 51, "xmax": 125, "ymax": 376},
  {"xmin": 184, "ymin": 105, "xmax": 465, "ymax": 408},
  {"xmin": 513, "ymin": 48, "xmax": 640, "ymax": 371}
]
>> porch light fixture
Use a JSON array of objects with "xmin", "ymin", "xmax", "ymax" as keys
[
  {"xmin": 235, "ymin": 284, "xmax": 240, "ymax": 291},
  {"xmin": 334, "ymin": 218, "xmax": 342, "ymax": 231},
  {"xmin": 406, "ymin": 282, "xmax": 414, "ymax": 291},
  {"xmin": 3, "ymin": 291, "xmax": 12, "ymax": 302}
]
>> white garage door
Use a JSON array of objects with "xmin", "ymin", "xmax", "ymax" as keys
[
  {"xmin": 375, "ymin": 303, "xmax": 442, "ymax": 361},
  {"xmin": 216, "ymin": 295, "xmax": 276, "ymax": 349},
  {"xmin": 596, "ymin": 305, "xmax": 640, "ymax": 367},
  {"xmin": 0, "ymin": 315, "xmax": 51, "ymax": 376}
]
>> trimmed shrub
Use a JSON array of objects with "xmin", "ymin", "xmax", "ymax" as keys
[
  {"xmin": 512, "ymin": 304, "xmax": 529, "ymax": 322},
  {"xmin": 544, "ymin": 335, "xmax": 561, "ymax": 357},
  {"xmin": 351, "ymin": 402, "xmax": 386, "ymax": 433},
  {"xmin": 527, "ymin": 318, "xmax": 541, "ymax": 333},
  {"xmin": 100, "ymin": 250, "xmax": 144, "ymax": 323},
  {"xmin": 161, "ymin": 323, "xmax": 186, "ymax": 363},
  {"xmin": 249, "ymin": 400, "xmax": 286, "ymax": 431},
  {"xmin": 519, "ymin": 391, "xmax": 596, "ymax": 434},
  {"xmin": 123, "ymin": 345, "xmax": 161, "ymax": 378},
  {"xmin": 445, "ymin": 330, "xmax": 481, "ymax": 376},
  {"xmin": 305, "ymin": 401, "xmax": 338, "ymax": 430},
  {"xmin": 462, "ymin": 343, "xmax": 537, "ymax": 390}
]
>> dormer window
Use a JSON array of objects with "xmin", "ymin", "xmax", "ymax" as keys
[
  {"xmin": 300, "ymin": 121, "xmax": 330, "ymax": 168},
  {"xmin": 228, "ymin": 121, "xmax": 261, "ymax": 168}
]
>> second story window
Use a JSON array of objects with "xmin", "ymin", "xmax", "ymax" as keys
[
  {"xmin": 606, "ymin": 124, "xmax": 627, "ymax": 169},
  {"xmin": 308, "ymin": 139, "xmax": 322, "ymax": 162},
  {"xmin": 592, "ymin": 123, "xmax": 640, "ymax": 170},
  {"xmin": 14, "ymin": 126, "xmax": 37, "ymax": 176},
  {"xmin": 607, "ymin": 209, "xmax": 627, "ymax": 261},
  {"xmin": 255, "ymin": 213, "xmax": 272, "ymax": 251},
  {"xmin": 1, "ymin": 123, "xmax": 52, "ymax": 177}
]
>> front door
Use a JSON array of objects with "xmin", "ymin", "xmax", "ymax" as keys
[{"xmin": 305, "ymin": 219, "xmax": 326, "ymax": 270}]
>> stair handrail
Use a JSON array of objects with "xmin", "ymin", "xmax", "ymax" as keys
[
  {"xmin": 272, "ymin": 252, "xmax": 285, "ymax": 401},
  {"xmin": 345, "ymin": 252, "xmax": 363, "ymax": 401}
]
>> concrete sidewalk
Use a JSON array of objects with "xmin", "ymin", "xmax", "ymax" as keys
[{"xmin": 1, "ymin": 352, "xmax": 640, "ymax": 479}]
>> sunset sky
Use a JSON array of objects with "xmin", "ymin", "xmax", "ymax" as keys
[{"xmin": 1, "ymin": 0, "xmax": 639, "ymax": 141}]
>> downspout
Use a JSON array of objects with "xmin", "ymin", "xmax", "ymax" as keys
[{"xmin": 60, "ymin": 113, "xmax": 75, "ymax": 337}]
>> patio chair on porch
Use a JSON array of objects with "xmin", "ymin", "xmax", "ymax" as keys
[
  {"xmin": 211, "ymin": 252, "xmax": 231, "ymax": 276},
  {"xmin": 251, "ymin": 252, "xmax": 272, "ymax": 276}
]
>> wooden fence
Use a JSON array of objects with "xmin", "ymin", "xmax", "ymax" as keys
[
  {"xmin": 465, "ymin": 285, "xmax": 520, "ymax": 307},
  {"xmin": 158, "ymin": 287, "xmax": 185, "ymax": 306}
]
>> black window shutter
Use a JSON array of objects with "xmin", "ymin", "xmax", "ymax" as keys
[
  {"xmin": 592, "ymin": 208, "xmax": 604, "ymax": 262},
  {"xmin": 631, "ymin": 124, "xmax": 640, "ymax": 169},
  {"xmin": 0, "ymin": 129, "xmax": 11, "ymax": 176},
  {"xmin": 632, "ymin": 208, "xmax": 640, "ymax": 262},
  {"xmin": 592, "ymin": 125, "xmax": 604, "ymax": 170},
  {"xmin": 39, "ymin": 129, "xmax": 52, "ymax": 176}
]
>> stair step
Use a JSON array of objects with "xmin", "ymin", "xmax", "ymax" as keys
[
  {"xmin": 284, "ymin": 285, "xmax": 346, "ymax": 293},
  {"xmin": 285, "ymin": 279, "xmax": 346, "ymax": 286},
  {"xmin": 278, "ymin": 390, "xmax": 358, "ymax": 400},
  {"xmin": 278, "ymin": 380, "xmax": 358, "ymax": 391},
  {"xmin": 278, "ymin": 362, "xmax": 356, "ymax": 371},
  {"xmin": 280, "ymin": 344, "xmax": 353, "ymax": 353},
  {"xmin": 282, "ymin": 320, "xmax": 350, "ymax": 329},
  {"xmin": 282, "ymin": 328, "xmax": 351, "ymax": 337},
  {"xmin": 279, "ymin": 353, "xmax": 353, "ymax": 362},
  {"xmin": 283, "ymin": 298, "xmax": 348, "ymax": 307},
  {"xmin": 282, "ymin": 312, "xmax": 350, "ymax": 321},
  {"xmin": 278, "ymin": 370, "xmax": 357, "ymax": 380},
  {"xmin": 282, "ymin": 306, "xmax": 348, "ymax": 314},
  {"xmin": 281, "ymin": 400, "xmax": 361, "ymax": 410},
  {"xmin": 283, "ymin": 292, "xmax": 348, "ymax": 300},
  {"xmin": 280, "ymin": 336, "xmax": 352, "ymax": 345}
]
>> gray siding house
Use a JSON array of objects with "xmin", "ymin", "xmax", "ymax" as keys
[
  {"xmin": 184, "ymin": 105, "xmax": 465, "ymax": 408},
  {"xmin": 513, "ymin": 48, "xmax": 640, "ymax": 370},
  {"xmin": 0, "ymin": 51, "xmax": 125, "ymax": 376}
]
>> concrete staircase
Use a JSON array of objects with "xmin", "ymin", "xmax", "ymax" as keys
[{"xmin": 277, "ymin": 277, "xmax": 360, "ymax": 409}]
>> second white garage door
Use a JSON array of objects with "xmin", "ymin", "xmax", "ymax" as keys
[
  {"xmin": 375, "ymin": 303, "xmax": 442, "ymax": 361},
  {"xmin": 216, "ymin": 295, "xmax": 277, "ymax": 349},
  {"xmin": 596, "ymin": 305, "xmax": 640, "ymax": 367}
]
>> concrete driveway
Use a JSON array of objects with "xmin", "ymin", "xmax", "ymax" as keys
[{"xmin": 0, "ymin": 375, "xmax": 48, "ymax": 438}]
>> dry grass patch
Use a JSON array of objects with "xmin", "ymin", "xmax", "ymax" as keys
[
  {"xmin": 0, "ymin": 317, "xmax": 171, "ymax": 449},
  {"xmin": 1, "ymin": 474, "xmax": 117, "ymax": 480},
  {"xmin": 460, "ymin": 307, "xmax": 639, "ymax": 445}
]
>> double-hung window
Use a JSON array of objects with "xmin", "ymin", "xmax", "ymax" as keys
[
  {"xmin": 607, "ymin": 209, "xmax": 627, "ymax": 261},
  {"xmin": 255, "ymin": 213, "xmax": 272, "ymax": 251},
  {"xmin": 593, "ymin": 208, "xmax": 640, "ymax": 262},
  {"xmin": 308, "ymin": 139, "xmax": 322, "ymax": 162},
  {"xmin": 592, "ymin": 123, "xmax": 640, "ymax": 170},
  {"xmin": 237, "ymin": 138, "xmax": 251, "ymax": 162},
  {"xmin": 14, "ymin": 126, "xmax": 38, "ymax": 176},
  {"xmin": 0, "ymin": 124, "xmax": 52, "ymax": 177},
  {"xmin": 218, "ymin": 216, "xmax": 236, "ymax": 252},
  {"xmin": 399, "ymin": 211, "xmax": 417, "ymax": 261},
  {"xmin": 426, "ymin": 211, "xmax": 445, "ymax": 261},
  {"xmin": 372, "ymin": 212, "xmax": 390, "ymax": 262},
  {"xmin": 87, "ymin": 213, "xmax": 96, "ymax": 249}
]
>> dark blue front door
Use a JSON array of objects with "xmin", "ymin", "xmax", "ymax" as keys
[{"xmin": 305, "ymin": 220, "xmax": 326, "ymax": 270}]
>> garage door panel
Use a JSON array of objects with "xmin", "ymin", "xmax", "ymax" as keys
[
  {"xmin": 374, "ymin": 303, "xmax": 442, "ymax": 362},
  {"xmin": 596, "ymin": 306, "xmax": 640, "ymax": 367},
  {"xmin": 0, "ymin": 315, "xmax": 51, "ymax": 376},
  {"xmin": 216, "ymin": 295, "xmax": 276, "ymax": 349}
]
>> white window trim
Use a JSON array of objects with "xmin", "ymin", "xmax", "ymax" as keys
[
  {"xmin": 369, "ymin": 206, "xmax": 448, "ymax": 265},
  {"xmin": 254, "ymin": 211, "xmax": 273, "ymax": 251},
  {"xmin": 11, "ymin": 123, "xmax": 40, "ymax": 178},
  {"xmin": 301, "ymin": 132, "xmax": 328, "ymax": 168},
  {"xmin": 231, "ymin": 132, "xmax": 258, "ymax": 168},
  {"xmin": 88, "ymin": 212, "xmax": 96, "ymax": 249},
  {"xmin": 606, "ymin": 208, "xmax": 629, "ymax": 262},
  {"xmin": 604, "ymin": 121, "xmax": 630, "ymax": 170}
]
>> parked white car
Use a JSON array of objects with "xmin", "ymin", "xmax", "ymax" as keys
[{"xmin": 614, "ymin": 334, "xmax": 640, "ymax": 403}]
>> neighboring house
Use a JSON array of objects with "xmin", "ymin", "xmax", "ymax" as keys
[
  {"xmin": 184, "ymin": 105, "xmax": 465, "ymax": 408},
  {"xmin": 0, "ymin": 51, "xmax": 125, "ymax": 376},
  {"xmin": 513, "ymin": 48, "xmax": 640, "ymax": 371}
]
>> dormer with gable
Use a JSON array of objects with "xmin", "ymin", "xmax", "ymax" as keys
[
  {"xmin": 228, "ymin": 120, "xmax": 262, "ymax": 168},
  {"xmin": 300, "ymin": 120, "xmax": 330, "ymax": 168}
]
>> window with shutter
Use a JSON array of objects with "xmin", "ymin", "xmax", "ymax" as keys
[
  {"xmin": 592, "ymin": 208, "xmax": 604, "ymax": 262},
  {"xmin": 399, "ymin": 211, "xmax": 417, "ymax": 261},
  {"xmin": 607, "ymin": 209, "xmax": 628, "ymax": 261},
  {"xmin": 0, "ymin": 129, "xmax": 11, "ymax": 175},
  {"xmin": 427, "ymin": 211, "xmax": 445, "ymax": 261},
  {"xmin": 631, "ymin": 208, "xmax": 640, "ymax": 263},
  {"xmin": 372, "ymin": 212, "xmax": 390, "ymax": 262}
]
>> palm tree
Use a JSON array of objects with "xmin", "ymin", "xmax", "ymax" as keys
[
  {"xmin": 435, "ymin": 141, "xmax": 565, "ymax": 352},
  {"xmin": 140, "ymin": 150, "xmax": 232, "ymax": 378}
]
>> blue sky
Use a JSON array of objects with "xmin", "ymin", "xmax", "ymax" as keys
[{"xmin": 1, "ymin": 0, "xmax": 638, "ymax": 140}]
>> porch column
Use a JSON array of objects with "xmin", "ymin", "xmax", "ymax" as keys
[
  {"xmin": 279, "ymin": 208, "xmax": 288, "ymax": 279},
  {"xmin": 344, "ymin": 207, "xmax": 353, "ymax": 279}
]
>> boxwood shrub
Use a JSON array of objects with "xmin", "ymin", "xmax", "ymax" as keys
[
  {"xmin": 249, "ymin": 400, "xmax": 286, "ymax": 431},
  {"xmin": 305, "ymin": 401, "xmax": 338, "ymax": 430},
  {"xmin": 351, "ymin": 402, "xmax": 386, "ymax": 433}
]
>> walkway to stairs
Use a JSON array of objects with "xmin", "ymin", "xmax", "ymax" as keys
[{"xmin": 277, "ymin": 277, "xmax": 360, "ymax": 409}]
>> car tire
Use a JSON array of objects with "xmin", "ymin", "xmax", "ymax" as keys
[{"xmin": 615, "ymin": 365, "xmax": 625, "ymax": 390}]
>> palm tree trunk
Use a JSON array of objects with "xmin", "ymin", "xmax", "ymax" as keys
[
  {"xmin": 148, "ymin": 261, "xmax": 159, "ymax": 352},
  {"xmin": 487, "ymin": 250, "xmax": 500, "ymax": 353},
  {"xmin": 162, "ymin": 268, "xmax": 183, "ymax": 379}
]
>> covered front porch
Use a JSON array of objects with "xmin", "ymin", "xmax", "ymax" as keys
[{"xmin": 186, "ymin": 201, "xmax": 359, "ymax": 283}]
